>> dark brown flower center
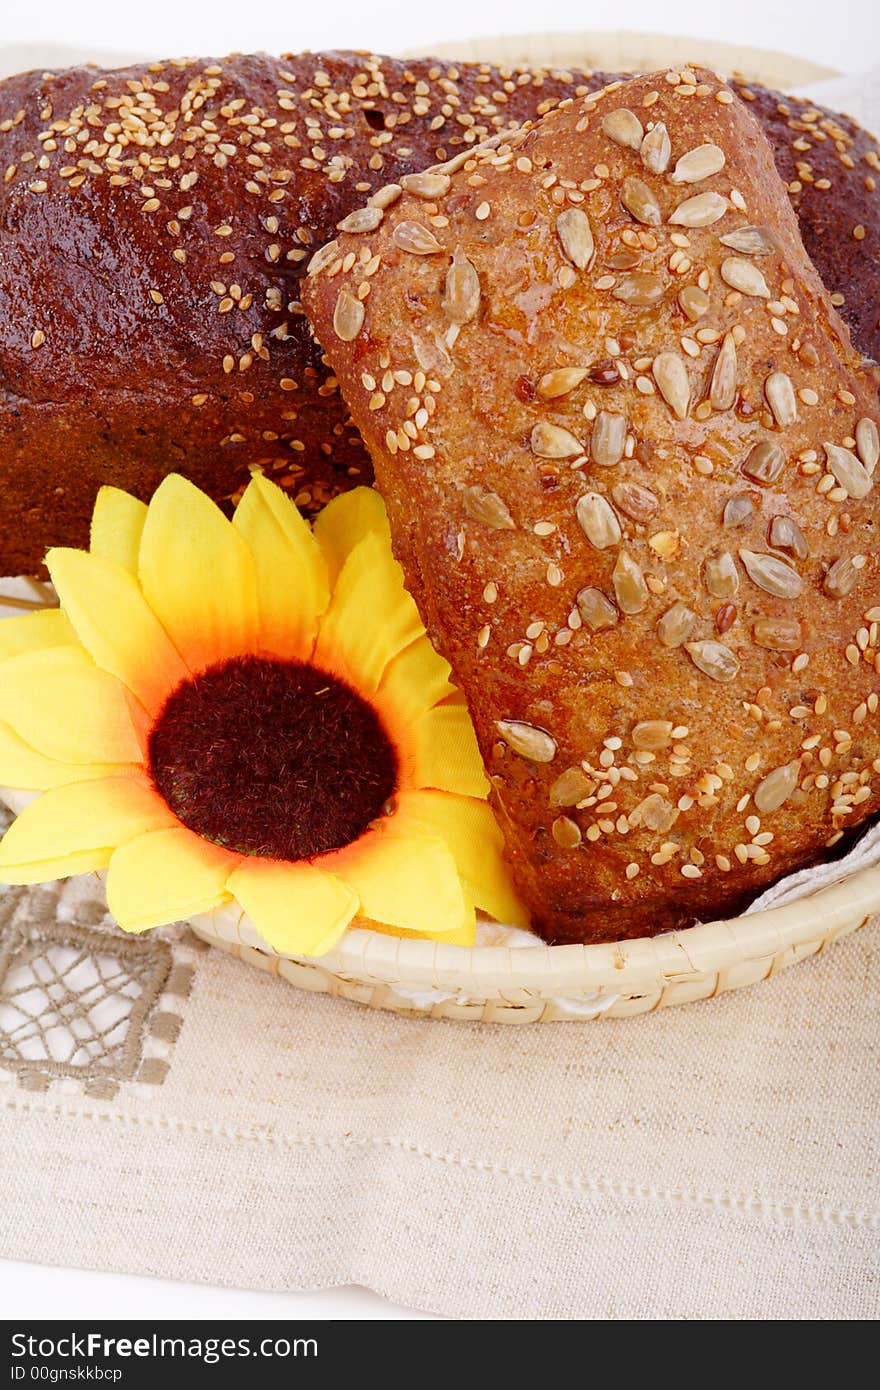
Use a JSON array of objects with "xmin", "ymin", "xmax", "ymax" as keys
[{"xmin": 148, "ymin": 657, "xmax": 398, "ymax": 860}]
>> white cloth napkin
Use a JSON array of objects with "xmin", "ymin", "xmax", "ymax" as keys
[{"xmin": 795, "ymin": 65, "xmax": 880, "ymax": 128}]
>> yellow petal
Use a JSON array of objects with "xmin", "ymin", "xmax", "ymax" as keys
[
  {"xmin": 138, "ymin": 474, "xmax": 258, "ymax": 672},
  {"xmin": 0, "ymin": 646, "xmax": 143, "ymax": 765},
  {"xmin": 107, "ymin": 826, "xmax": 238, "ymax": 933},
  {"xmin": 0, "ymin": 774, "xmax": 171, "ymax": 884},
  {"xmin": 377, "ymin": 633, "xmax": 456, "ymax": 725},
  {"xmin": 395, "ymin": 789, "xmax": 529, "ymax": 927},
  {"xmin": 232, "ymin": 472, "xmax": 329, "ymax": 659},
  {"xmin": 227, "ymin": 857, "xmax": 359, "ymax": 957},
  {"xmin": 312, "ymin": 486, "xmax": 389, "ymax": 582},
  {"xmin": 329, "ymin": 825, "xmax": 471, "ymax": 938},
  {"xmin": 47, "ymin": 548, "xmax": 189, "ymax": 714},
  {"xmin": 0, "ymin": 609, "xmax": 75, "ymax": 661},
  {"xmin": 0, "ymin": 846, "xmax": 110, "ymax": 884},
  {"xmin": 0, "ymin": 719, "xmax": 135, "ymax": 791},
  {"xmin": 314, "ymin": 530, "xmax": 423, "ymax": 692},
  {"xmin": 90, "ymin": 486, "xmax": 148, "ymax": 574},
  {"xmin": 411, "ymin": 702, "xmax": 489, "ymax": 797},
  {"xmin": 365, "ymin": 917, "xmax": 476, "ymax": 947}
]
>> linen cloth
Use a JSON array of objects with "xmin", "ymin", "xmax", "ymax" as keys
[
  {"xmin": 1, "ymin": 868, "xmax": 878, "ymax": 1321},
  {"xmin": 1, "ymin": 49, "xmax": 879, "ymax": 1323}
]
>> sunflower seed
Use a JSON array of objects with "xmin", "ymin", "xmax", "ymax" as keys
[
  {"xmin": 463, "ymin": 485, "xmax": 515, "ymax": 530},
  {"xmin": 336, "ymin": 206, "xmax": 384, "ymax": 233},
  {"xmin": 684, "ymin": 640, "xmax": 740, "ymax": 682},
  {"xmin": 753, "ymin": 617, "xmax": 802, "ymax": 650},
  {"xmin": 613, "ymin": 550, "xmax": 648, "ymax": 614},
  {"xmin": 669, "ymin": 191, "xmax": 728, "ymax": 227},
  {"xmin": 723, "ymin": 493, "xmax": 755, "ymax": 528},
  {"xmin": 710, "ymin": 332, "xmax": 737, "ymax": 411},
  {"xmin": 308, "ymin": 239, "xmax": 340, "ymax": 276},
  {"xmin": 824, "ymin": 556, "xmax": 861, "ymax": 598},
  {"xmin": 856, "ymin": 418, "xmax": 879, "ymax": 473},
  {"xmin": 550, "ymin": 767, "xmax": 596, "ymax": 807},
  {"xmin": 412, "ymin": 329, "xmax": 453, "ymax": 378},
  {"xmin": 640, "ymin": 121, "xmax": 671, "ymax": 174},
  {"xmin": 768, "ymin": 515, "xmax": 809, "ymax": 558},
  {"xmin": 652, "ymin": 351, "xmax": 690, "ymax": 419},
  {"xmin": 824, "ymin": 442, "xmax": 872, "ymax": 499},
  {"xmin": 368, "ymin": 183, "xmax": 402, "ymax": 210},
  {"xmin": 552, "ymin": 815, "xmax": 583, "ymax": 848},
  {"xmin": 576, "ymin": 586, "xmax": 618, "ymax": 631},
  {"xmin": 720, "ymin": 257, "xmax": 770, "ymax": 297},
  {"xmin": 678, "ymin": 284, "xmax": 710, "ymax": 321},
  {"xmin": 742, "ymin": 441, "xmax": 785, "ymax": 485},
  {"xmin": 765, "ymin": 371, "xmax": 798, "ymax": 427},
  {"xmin": 495, "ymin": 720, "xmax": 557, "ymax": 763},
  {"xmin": 576, "ymin": 493, "xmax": 621, "ymax": 549},
  {"xmin": 719, "ymin": 225, "xmax": 774, "ymax": 255},
  {"xmin": 630, "ymin": 792, "xmax": 679, "ymax": 832},
  {"xmin": 591, "ymin": 411, "xmax": 627, "ymax": 466},
  {"xmin": 754, "ymin": 762, "xmax": 800, "ymax": 814},
  {"xmin": 704, "ymin": 550, "xmax": 739, "ymax": 598},
  {"xmin": 670, "ymin": 143, "xmax": 726, "ymax": 184},
  {"xmin": 602, "ymin": 108, "xmax": 644, "ymax": 150},
  {"xmin": 538, "ymin": 366, "xmax": 589, "ymax": 399},
  {"xmin": 621, "ymin": 175, "xmax": 661, "ymax": 226},
  {"xmin": 392, "ymin": 220, "xmax": 443, "ymax": 254},
  {"xmin": 657, "ymin": 602, "xmax": 697, "ymax": 647},
  {"xmin": 612, "ymin": 273, "xmax": 664, "ymax": 306},
  {"xmin": 443, "ymin": 249, "xmax": 480, "ymax": 324},
  {"xmin": 333, "ymin": 288, "xmax": 365, "ymax": 341},
  {"xmin": 740, "ymin": 549, "xmax": 803, "ymax": 598},
  {"xmin": 632, "ymin": 720, "xmax": 674, "ymax": 750},
  {"xmin": 612, "ymin": 481, "xmax": 659, "ymax": 523},
  {"xmin": 531, "ymin": 421, "xmax": 583, "ymax": 458},
  {"xmin": 649, "ymin": 530, "xmax": 679, "ymax": 559},
  {"xmin": 556, "ymin": 208, "xmax": 594, "ymax": 270},
  {"xmin": 401, "ymin": 170, "xmax": 451, "ymax": 199}
]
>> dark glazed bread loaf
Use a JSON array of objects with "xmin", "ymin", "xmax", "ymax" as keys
[
  {"xmin": 1, "ymin": 53, "xmax": 878, "ymax": 575},
  {"xmin": 732, "ymin": 79, "xmax": 880, "ymax": 369},
  {"xmin": 304, "ymin": 69, "xmax": 880, "ymax": 943}
]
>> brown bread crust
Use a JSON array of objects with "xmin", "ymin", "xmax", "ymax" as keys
[
  {"xmin": 304, "ymin": 69, "xmax": 880, "ymax": 943},
  {"xmin": 1, "ymin": 53, "xmax": 878, "ymax": 576},
  {"xmin": 732, "ymin": 79, "xmax": 880, "ymax": 370},
  {"xmin": 0, "ymin": 51, "xmax": 611, "ymax": 576}
]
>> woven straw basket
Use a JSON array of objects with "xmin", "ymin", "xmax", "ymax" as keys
[
  {"xmin": 2, "ymin": 33, "xmax": 874, "ymax": 1022},
  {"xmin": 188, "ymin": 865, "xmax": 880, "ymax": 1022}
]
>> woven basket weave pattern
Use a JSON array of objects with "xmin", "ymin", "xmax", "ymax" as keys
[
  {"xmin": 189, "ymin": 859, "xmax": 880, "ymax": 1021},
  {"xmin": 191, "ymin": 920, "xmax": 872, "ymax": 1022}
]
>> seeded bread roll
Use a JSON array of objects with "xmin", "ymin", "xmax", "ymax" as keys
[
  {"xmin": 304, "ymin": 69, "xmax": 880, "ymax": 943},
  {"xmin": 1, "ymin": 53, "xmax": 878, "ymax": 578}
]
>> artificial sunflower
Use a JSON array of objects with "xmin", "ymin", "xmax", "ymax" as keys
[{"xmin": 0, "ymin": 475, "xmax": 526, "ymax": 953}]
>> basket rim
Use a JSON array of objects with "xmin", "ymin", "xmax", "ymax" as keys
[
  {"xmin": 402, "ymin": 29, "xmax": 840, "ymax": 88},
  {"xmin": 193, "ymin": 856, "xmax": 880, "ymax": 997}
]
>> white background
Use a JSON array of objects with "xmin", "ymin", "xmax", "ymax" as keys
[
  {"xmin": 0, "ymin": 1, "xmax": 877, "ymax": 74},
  {"xmin": 0, "ymin": 0, "xmax": 877, "ymax": 1324}
]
